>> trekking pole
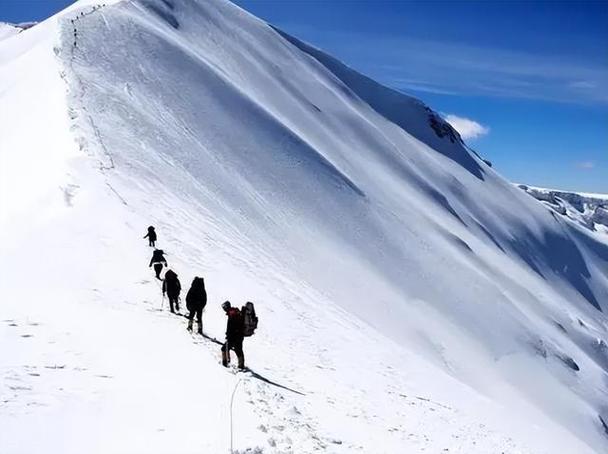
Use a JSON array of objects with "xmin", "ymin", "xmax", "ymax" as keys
[{"xmin": 161, "ymin": 293, "xmax": 165, "ymax": 311}]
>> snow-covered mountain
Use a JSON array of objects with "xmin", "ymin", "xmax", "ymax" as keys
[
  {"xmin": 1, "ymin": 1, "xmax": 607, "ymax": 453},
  {"xmin": 0, "ymin": 22, "xmax": 21, "ymax": 41},
  {"xmin": 518, "ymin": 184, "xmax": 608, "ymax": 235},
  {"xmin": 0, "ymin": 21, "xmax": 37, "ymax": 41}
]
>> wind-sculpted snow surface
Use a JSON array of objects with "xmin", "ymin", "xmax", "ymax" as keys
[
  {"xmin": 1, "ymin": 0, "xmax": 608, "ymax": 453},
  {"xmin": 272, "ymin": 27, "xmax": 486, "ymax": 181}
]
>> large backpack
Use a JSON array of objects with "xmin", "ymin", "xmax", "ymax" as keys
[{"xmin": 242, "ymin": 302, "xmax": 258, "ymax": 337}]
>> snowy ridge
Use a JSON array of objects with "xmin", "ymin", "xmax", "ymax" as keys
[
  {"xmin": 1, "ymin": 0, "xmax": 608, "ymax": 453},
  {"xmin": 0, "ymin": 22, "xmax": 21, "ymax": 41},
  {"xmin": 0, "ymin": 21, "xmax": 37, "ymax": 42}
]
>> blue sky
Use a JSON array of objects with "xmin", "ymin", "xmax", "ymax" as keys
[
  {"xmin": 0, "ymin": 0, "xmax": 74, "ymax": 23},
  {"xmin": 2, "ymin": 0, "xmax": 607, "ymax": 192}
]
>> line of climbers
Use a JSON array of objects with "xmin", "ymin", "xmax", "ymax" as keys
[
  {"xmin": 144, "ymin": 225, "xmax": 258, "ymax": 370},
  {"xmin": 69, "ymin": 4, "xmax": 108, "ymax": 48}
]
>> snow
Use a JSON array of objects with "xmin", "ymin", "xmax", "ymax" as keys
[
  {"xmin": 1, "ymin": 0, "xmax": 607, "ymax": 453},
  {"xmin": 0, "ymin": 23, "xmax": 20, "ymax": 41},
  {"xmin": 517, "ymin": 184, "xmax": 608, "ymax": 236},
  {"xmin": 520, "ymin": 184, "xmax": 608, "ymax": 201},
  {"xmin": 0, "ymin": 22, "xmax": 40, "ymax": 42}
]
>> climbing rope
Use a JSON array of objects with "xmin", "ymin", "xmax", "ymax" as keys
[{"xmin": 229, "ymin": 378, "xmax": 243, "ymax": 454}]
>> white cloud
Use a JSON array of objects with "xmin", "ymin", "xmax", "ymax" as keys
[
  {"xmin": 576, "ymin": 161, "xmax": 595, "ymax": 169},
  {"xmin": 444, "ymin": 114, "xmax": 490, "ymax": 140},
  {"xmin": 570, "ymin": 80, "xmax": 596, "ymax": 90}
]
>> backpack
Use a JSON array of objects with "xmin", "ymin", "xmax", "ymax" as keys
[{"xmin": 241, "ymin": 302, "xmax": 258, "ymax": 337}]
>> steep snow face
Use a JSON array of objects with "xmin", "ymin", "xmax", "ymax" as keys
[
  {"xmin": 1, "ymin": 0, "xmax": 608, "ymax": 453},
  {"xmin": 518, "ymin": 184, "xmax": 608, "ymax": 235}
]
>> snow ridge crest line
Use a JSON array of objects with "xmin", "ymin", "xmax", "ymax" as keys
[
  {"xmin": 56, "ymin": 3, "xmax": 132, "ymax": 206},
  {"xmin": 57, "ymin": 3, "xmax": 116, "ymax": 173}
]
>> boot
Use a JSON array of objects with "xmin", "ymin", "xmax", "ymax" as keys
[
  {"xmin": 237, "ymin": 353, "xmax": 245, "ymax": 370},
  {"xmin": 197, "ymin": 322, "xmax": 203, "ymax": 335},
  {"xmin": 187, "ymin": 319, "xmax": 193, "ymax": 332},
  {"xmin": 221, "ymin": 349, "xmax": 229, "ymax": 367}
]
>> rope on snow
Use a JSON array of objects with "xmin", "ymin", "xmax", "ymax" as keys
[{"xmin": 229, "ymin": 378, "xmax": 242, "ymax": 454}]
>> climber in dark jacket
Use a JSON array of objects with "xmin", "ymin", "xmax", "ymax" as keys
[
  {"xmin": 149, "ymin": 249, "xmax": 167, "ymax": 280},
  {"xmin": 185, "ymin": 277, "xmax": 207, "ymax": 334},
  {"xmin": 143, "ymin": 226, "xmax": 157, "ymax": 247},
  {"xmin": 221, "ymin": 301, "xmax": 245, "ymax": 369},
  {"xmin": 162, "ymin": 269, "xmax": 181, "ymax": 313}
]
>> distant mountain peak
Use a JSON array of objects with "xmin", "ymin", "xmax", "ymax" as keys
[{"xmin": 518, "ymin": 184, "xmax": 608, "ymax": 234}]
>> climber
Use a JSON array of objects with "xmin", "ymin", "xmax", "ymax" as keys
[
  {"xmin": 162, "ymin": 269, "xmax": 181, "ymax": 313},
  {"xmin": 143, "ymin": 226, "xmax": 157, "ymax": 247},
  {"xmin": 186, "ymin": 277, "xmax": 207, "ymax": 335},
  {"xmin": 221, "ymin": 301, "xmax": 245, "ymax": 370},
  {"xmin": 149, "ymin": 249, "xmax": 167, "ymax": 280}
]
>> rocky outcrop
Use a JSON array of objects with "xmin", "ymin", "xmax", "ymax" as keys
[{"xmin": 518, "ymin": 185, "xmax": 608, "ymax": 233}]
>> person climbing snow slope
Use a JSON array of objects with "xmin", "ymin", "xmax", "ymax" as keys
[
  {"xmin": 221, "ymin": 301, "xmax": 245, "ymax": 370},
  {"xmin": 185, "ymin": 277, "xmax": 206, "ymax": 335},
  {"xmin": 149, "ymin": 249, "xmax": 167, "ymax": 280},
  {"xmin": 162, "ymin": 269, "xmax": 181, "ymax": 313},
  {"xmin": 143, "ymin": 225, "xmax": 157, "ymax": 247}
]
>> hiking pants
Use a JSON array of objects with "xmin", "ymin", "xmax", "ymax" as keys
[
  {"xmin": 168, "ymin": 295, "xmax": 179, "ymax": 313},
  {"xmin": 222, "ymin": 337, "xmax": 244, "ymax": 369},
  {"xmin": 187, "ymin": 307, "xmax": 203, "ymax": 333},
  {"xmin": 149, "ymin": 238, "xmax": 155, "ymax": 247},
  {"xmin": 153, "ymin": 263, "xmax": 163, "ymax": 279}
]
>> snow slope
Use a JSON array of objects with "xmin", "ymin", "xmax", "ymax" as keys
[
  {"xmin": 0, "ymin": 23, "xmax": 20, "ymax": 41},
  {"xmin": 1, "ymin": 0, "xmax": 608, "ymax": 453},
  {"xmin": 0, "ymin": 22, "xmax": 38, "ymax": 42}
]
